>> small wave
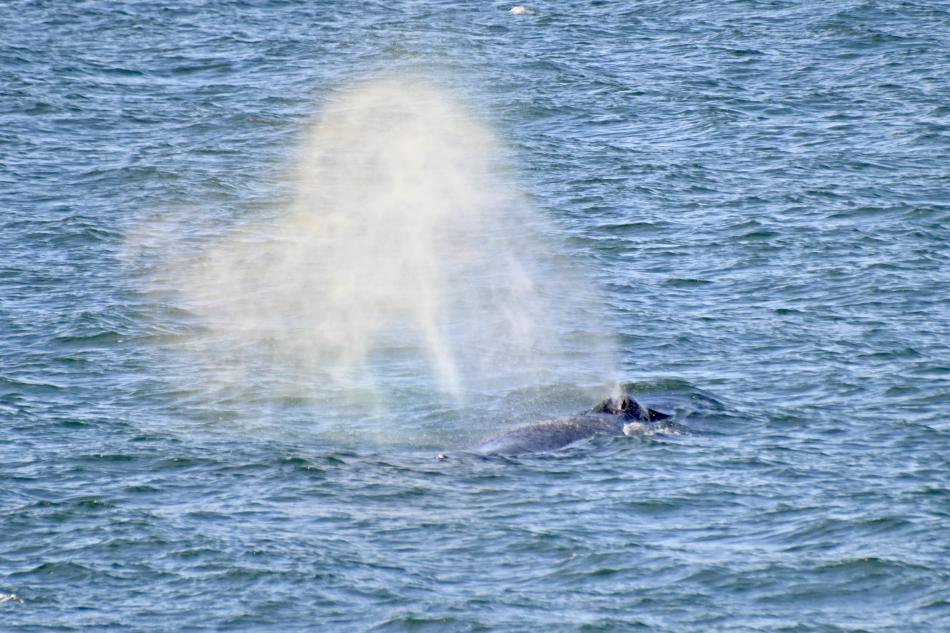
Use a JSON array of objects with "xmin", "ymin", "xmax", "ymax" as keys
[
  {"xmin": 53, "ymin": 330, "xmax": 123, "ymax": 346},
  {"xmin": 371, "ymin": 614, "xmax": 464, "ymax": 631},
  {"xmin": 664, "ymin": 277, "xmax": 714, "ymax": 287}
]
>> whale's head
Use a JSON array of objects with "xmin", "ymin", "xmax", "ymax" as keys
[
  {"xmin": 592, "ymin": 395, "xmax": 646, "ymax": 419},
  {"xmin": 592, "ymin": 396, "xmax": 669, "ymax": 421}
]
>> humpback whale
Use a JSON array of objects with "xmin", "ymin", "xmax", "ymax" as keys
[{"xmin": 464, "ymin": 395, "xmax": 671, "ymax": 456}]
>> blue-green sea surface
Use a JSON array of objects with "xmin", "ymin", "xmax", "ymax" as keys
[{"xmin": 2, "ymin": 1, "xmax": 948, "ymax": 631}]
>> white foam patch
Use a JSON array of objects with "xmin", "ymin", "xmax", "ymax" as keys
[
  {"xmin": 623, "ymin": 421, "xmax": 689, "ymax": 437},
  {"xmin": 509, "ymin": 6, "xmax": 540, "ymax": 17}
]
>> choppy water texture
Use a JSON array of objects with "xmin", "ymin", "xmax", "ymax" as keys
[{"xmin": 2, "ymin": 1, "xmax": 949, "ymax": 631}]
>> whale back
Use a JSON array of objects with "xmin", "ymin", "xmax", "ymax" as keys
[
  {"xmin": 475, "ymin": 415, "xmax": 624, "ymax": 455},
  {"xmin": 469, "ymin": 396, "xmax": 672, "ymax": 455}
]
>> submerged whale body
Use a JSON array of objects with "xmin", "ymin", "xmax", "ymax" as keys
[{"xmin": 471, "ymin": 395, "xmax": 671, "ymax": 456}]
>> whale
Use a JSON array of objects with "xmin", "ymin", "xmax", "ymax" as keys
[{"xmin": 446, "ymin": 395, "xmax": 671, "ymax": 457}]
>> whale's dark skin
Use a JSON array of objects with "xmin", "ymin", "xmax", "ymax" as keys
[{"xmin": 471, "ymin": 395, "xmax": 671, "ymax": 456}]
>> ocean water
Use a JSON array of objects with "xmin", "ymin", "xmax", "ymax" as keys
[{"xmin": 2, "ymin": 1, "xmax": 948, "ymax": 631}]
